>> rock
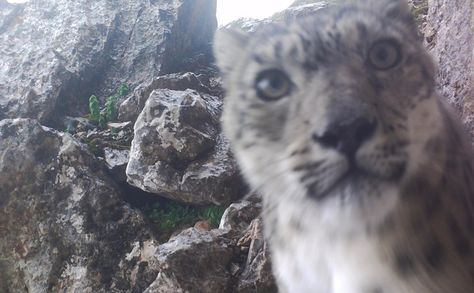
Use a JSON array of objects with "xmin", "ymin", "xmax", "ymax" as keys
[
  {"xmin": 194, "ymin": 220, "xmax": 211, "ymax": 231},
  {"xmin": 0, "ymin": 0, "xmax": 217, "ymax": 127},
  {"xmin": 0, "ymin": 119, "xmax": 156, "ymax": 292},
  {"xmin": 0, "ymin": 0, "xmax": 18, "ymax": 34},
  {"xmin": 126, "ymin": 89, "xmax": 244, "ymax": 205},
  {"xmin": 63, "ymin": 116, "xmax": 96, "ymax": 134},
  {"xmin": 218, "ymin": 197, "xmax": 276, "ymax": 292},
  {"xmin": 271, "ymin": 0, "xmax": 329, "ymax": 22},
  {"xmin": 104, "ymin": 147, "xmax": 130, "ymax": 182},
  {"xmin": 223, "ymin": 17, "xmax": 273, "ymax": 34},
  {"xmin": 224, "ymin": 0, "xmax": 328, "ymax": 33},
  {"xmin": 219, "ymin": 195, "xmax": 262, "ymax": 234},
  {"xmin": 425, "ymin": 0, "xmax": 474, "ymax": 139},
  {"xmin": 107, "ymin": 121, "xmax": 133, "ymax": 131},
  {"xmin": 118, "ymin": 72, "xmax": 217, "ymax": 123},
  {"xmin": 235, "ymin": 219, "xmax": 277, "ymax": 293},
  {"xmin": 145, "ymin": 228, "xmax": 234, "ymax": 293}
]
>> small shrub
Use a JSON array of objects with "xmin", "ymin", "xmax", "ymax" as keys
[
  {"xmin": 117, "ymin": 84, "xmax": 129, "ymax": 97},
  {"xmin": 199, "ymin": 206, "xmax": 226, "ymax": 228},
  {"xmin": 87, "ymin": 84, "xmax": 129, "ymax": 128},
  {"xmin": 105, "ymin": 95, "xmax": 118, "ymax": 122},
  {"xmin": 89, "ymin": 95, "xmax": 100, "ymax": 123},
  {"xmin": 146, "ymin": 202, "xmax": 227, "ymax": 242}
]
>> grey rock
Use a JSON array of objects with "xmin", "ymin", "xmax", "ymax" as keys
[
  {"xmin": 219, "ymin": 195, "xmax": 262, "ymax": 234},
  {"xmin": 271, "ymin": 0, "xmax": 329, "ymax": 23},
  {"xmin": 145, "ymin": 228, "xmax": 234, "ymax": 293},
  {"xmin": 0, "ymin": 0, "xmax": 217, "ymax": 126},
  {"xmin": 235, "ymin": 219, "xmax": 277, "ymax": 293},
  {"xmin": 126, "ymin": 89, "xmax": 243, "ymax": 205},
  {"xmin": 224, "ymin": 0, "xmax": 328, "ymax": 33},
  {"xmin": 118, "ymin": 72, "xmax": 215, "ymax": 123},
  {"xmin": 104, "ymin": 147, "xmax": 130, "ymax": 182},
  {"xmin": 0, "ymin": 119, "xmax": 156, "ymax": 292},
  {"xmin": 63, "ymin": 116, "xmax": 96, "ymax": 133},
  {"xmin": 218, "ymin": 197, "xmax": 277, "ymax": 293},
  {"xmin": 425, "ymin": 0, "xmax": 474, "ymax": 139}
]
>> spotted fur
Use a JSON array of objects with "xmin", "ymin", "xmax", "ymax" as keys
[{"xmin": 214, "ymin": 0, "xmax": 474, "ymax": 292}]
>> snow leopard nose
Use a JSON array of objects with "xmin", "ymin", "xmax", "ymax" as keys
[{"xmin": 312, "ymin": 117, "xmax": 377, "ymax": 158}]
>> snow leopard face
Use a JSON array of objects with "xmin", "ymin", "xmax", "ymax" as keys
[
  {"xmin": 215, "ymin": 0, "xmax": 440, "ymax": 209},
  {"xmin": 215, "ymin": 1, "xmax": 474, "ymax": 292}
]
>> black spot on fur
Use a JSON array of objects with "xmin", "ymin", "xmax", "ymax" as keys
[
  {"xmin": 424, "ymin": 237, "xmax": 445, "ymax": 270},
  {"xmin": 274, "ymin": 41, "xmax": 283, "ymax": 59},
  {"xmin": 376, "ymin": 215, "xmax": 396, "ymax": 235},
  {"xmin": 368, "ymin": 287, "xmax": 384, "ymax": 293},
  {"xmin": 252, "ymin": 54, "xmax": 265, "ymax": 64},
  {"xmin": 289, "ymin": 147, "xmax": 310, "ymax": 157},
  {"xmin": 424, "ymin": 192, "xmax": 442, "ymax": 218},
  {"xmin": 356, "ymin": 22, "xmax": 368, "ymax": 39},
  {"xmin": 298, "ymin": 33, "xmax": 311, "ymax": 51},
  {"xmin": 289, "ymin": 46, "xmax": 299, "ymax": 60},
  {"xmin": 448, "ymin": 215, "xmax": 472, "ymax": 257},
  {"xmin": 239, "ymin": 93, "xmax": 248, "ymax": 100},
  {"xmin": 293, "ymin": 161, "xmax": 323, "ymax": 172},
  {"xmin": 303, "ymin": 60, "xmax": 319, "ymax": 71},
  {"xmin": 289, "ymin": 216, "xmax": 304, "ymax": 232},
  {"xmin": 394, "ymin": 251, "xmax": 415, "ymax": 277},
  {"xmin": 242, "ymin": 142, "xmax": 258, "ymax": 149},
  {"xmin": 236, "ymin": 112, "xmax": 246, "ymax": 140}
]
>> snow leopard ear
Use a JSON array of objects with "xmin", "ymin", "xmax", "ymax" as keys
[
  {"xmin": 357, "ymin": 0, "xmax": 411, "ymax": 17},
  {"xmin": 358, "ymin": 0, "xmax": 418, "ymax": 36},
  {"xmin": 213, "ymin": 28, "xmax": 250, "ymax": 75}
]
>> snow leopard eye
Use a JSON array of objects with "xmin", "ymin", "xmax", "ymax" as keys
[
  {"xmin": 368, "ymin": 39, "xmax": 402, "ymax": 70},
  {"xmin": 255, "ymin": 69, "xmax": 291, "ymax": 101}
]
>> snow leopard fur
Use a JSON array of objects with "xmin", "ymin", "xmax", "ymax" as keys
[{"xmin": 214, "ymin": 0, "xmax": 474, "ymax": 292}]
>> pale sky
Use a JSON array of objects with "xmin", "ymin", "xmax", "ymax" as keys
[
  {"xmin": 7, "ymin": 0, "xmax": 294, "ymax": 26},
  {"xmin": 217, "ymin": 0, "xmax": 294, "ymax": 25}
]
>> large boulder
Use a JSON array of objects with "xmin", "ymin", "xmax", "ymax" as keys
[
  {"xmin": 425, "ymin": 0, "xmax": 474, "ymax": 138},
  {"xmin": 126, "ymin": 89, "xmax": 244, "ymax": 205},
  {"xmin": 0, "ymin": 119, "xmax": 156, "ymax": 292},
  {"xmin": 0, "ymin": 0, "xmax": 217, "ymax": 126},
  {"xmin": 118, "ymin": 72, "xmax": 217, "ymax": 123},
  {"xmin": 121, "ymin": 198, "xmax": 275, "ymax": 293},
  {"xmin": 144, "ymin": 228, "xmax": 234, "ymax": 293}
]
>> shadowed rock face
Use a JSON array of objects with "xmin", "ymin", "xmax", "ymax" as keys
[
  {"xmin": 0, "ymin": 119, "xmax": 267, "ymax": 292},
  {"xmin": 0, "ymin": 119, "xmax": 156, "ymax": 292},
  {"xmin": 0, "ymin": 0, "xmax": 216, "ymax": 127}
]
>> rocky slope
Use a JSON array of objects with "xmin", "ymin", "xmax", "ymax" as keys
[
  {"xmin": 0, "ymin": 0, "xmax": 216, "ymax": 127},
  {"xmin": 0, "ymin": 0, "xmax": 472, "ymax": 292},
  {"xmin": 424, "ymin": 0, "xmax": 474, "ymax": 141}
]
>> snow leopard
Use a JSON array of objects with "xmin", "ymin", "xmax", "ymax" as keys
[{"xmin": 214, "ymin": 0, "xmax": 474, "ymax": 292}]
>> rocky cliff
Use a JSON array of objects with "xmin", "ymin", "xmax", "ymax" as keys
[
  {"xmin": 425, "ymin": 0, "xmax": 474, "ymax": 141},
  {"xmin": 0, "ymin": 0, "xmax": 472, "ymax": 292}
]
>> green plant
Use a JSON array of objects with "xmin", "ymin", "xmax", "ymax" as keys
[
  {"xmin": 117, "ymin": 84, "xmax": 129, "ymax": 97},
  {"xmin": 89, "ymin": 95, "xmax": 100, "ymax": 123},
  {"xmin": 145, "ymin": 202, "xmax": 226, "ymax": 242},
  {"xmin": 87, "ymin": 84, "xmax": 129, "ymax": 128},
  {"xmin": 199, "ymin": 206, "xmax": 226, "ymax": 228},
  {"xmin": 105, "ymin": 95, "xmax": 118, "ymax": 122}
]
